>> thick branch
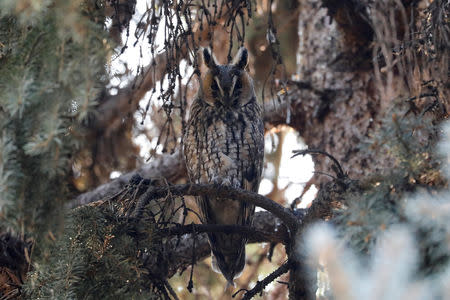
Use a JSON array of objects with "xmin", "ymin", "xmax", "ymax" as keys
[
  {"xmin": 69, "ymin": 151, "xmax": 186, "ymax": 208},
  {"xmin": 163, "ymin": 211, "xmax": 287, "ymax": 277},
  {"xmin": 133, "ymin": 183, "xmax": 300, "ymax": 231},
  {"xmin": 95, "ymin": 50, "xmax": 180, "ymax": 135},
  {"xmin": 159, "ymin": 223, "xmax": 288, "ymax": 244}
]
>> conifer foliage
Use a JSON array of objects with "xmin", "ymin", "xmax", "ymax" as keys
[
  {"xmin": 0, "ymin": 0, "xmax": 110, "ymax": 296},
  {"xmin": 0, "ymin": 1, "xmax": 108, "ymax": 232}
]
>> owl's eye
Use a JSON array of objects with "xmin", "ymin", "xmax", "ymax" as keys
[
  {"xmin": 211, "ymin": 80, "xmax": 219, "ymax": 91},
  {"xmin": 231, "ymin": 76, "xmax": 242, "ymax": 97},
  {"xmin": 234, "ymin": 77, "xmax": 242, "ymax": 90}
]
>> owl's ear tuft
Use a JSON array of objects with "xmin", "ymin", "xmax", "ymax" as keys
[
  {"xmin": 202, "ymin": 47, "xmax": 217, "ymax": 69},
  {"xmin": 233, "ymin": 47, "xmax": 248, "ymax": 70}
]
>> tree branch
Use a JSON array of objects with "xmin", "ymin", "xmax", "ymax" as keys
[
  {"xmin": 158, "ymin": 223, "xmax": 288, "ymax": 245},
  {"xmin": 133, "ymin": 183, "xmax": 300, "ymax": 231},
  {"xmin": 95, "ymin": 50, "xmax": 181, "ymax": 135},
  {"xmin": 233, "ymin": 260, "xmax": 291, "ymax": 300},
  {"xmin": 163, "ymin": 211, "xmax": 288, "ymax": 277},
  {"xmin": 69, "ymin": 150, "xmax": 186, "ymax": 208}
]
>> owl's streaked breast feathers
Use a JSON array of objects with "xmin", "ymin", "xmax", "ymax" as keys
[{"xmin": 183, "ymin": 47, "xmax": 264, "ymax": 285}]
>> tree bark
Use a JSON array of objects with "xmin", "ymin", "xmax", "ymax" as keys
[{"xmin": 266, "ymin": 0, "xmax": 448, "ymax": 189}]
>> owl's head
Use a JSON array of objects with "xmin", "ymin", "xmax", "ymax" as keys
[{"xmin": 200, "ymin": 47, "xmax": 254, "ymax": 107}]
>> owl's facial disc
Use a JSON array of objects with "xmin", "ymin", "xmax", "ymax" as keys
[{"xmin": 201, "ymin": 47, "xmax": 247, "ymax": 107}]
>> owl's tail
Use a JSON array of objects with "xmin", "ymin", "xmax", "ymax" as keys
[{"xmin": 208, "ymin": 232, "xmax": 246, "ymax": 285}]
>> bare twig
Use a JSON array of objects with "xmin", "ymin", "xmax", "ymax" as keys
[
  {"xmin": 232, "ymin": 261, "xmax": 291, "ymax": 299},
  {"xmin": 163, "ymin": 277, "xmax": 180, "ymax": 300},
  {"xmin": 187, "ymin": 227, "xmax": 196, "ymax": 293},
  {"xmin": 292, "ymin": 149, "xmax": 346, "ymax": 179},
  {"xmin": 405, "ymin": 92, "xmax": 438, "ymax": 102}
]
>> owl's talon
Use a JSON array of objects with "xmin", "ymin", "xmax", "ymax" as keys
[
  {"xmin": 212, "ymin": 176, "xmax": 232, "ymax": 186},
  {"xmin": 231, "ymin": 178, "xmax": 240, "ymax": 188}
]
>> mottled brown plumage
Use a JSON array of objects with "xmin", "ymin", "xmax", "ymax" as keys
[{"xmin": 183, "ymin": 47, "xmax": 264, "ymax": 285}]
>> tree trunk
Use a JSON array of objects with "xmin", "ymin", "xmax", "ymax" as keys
[{"xmin": 267, "ymin": 0, "xmax": 448, "ymax": 188}]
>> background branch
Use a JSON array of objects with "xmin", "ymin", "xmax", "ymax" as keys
[
  {"xmin": 94, "ymin": 49, "xmax": 183, "ymax": 135},
  {"xmin": 69, "ymin": 150, "xmax": 186, "ymax": 208}
]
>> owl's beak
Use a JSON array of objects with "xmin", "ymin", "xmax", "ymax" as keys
[
  {"xmin": 218, "ymin": 94, "xmax": 232, "ymax": 107},
  {"xmin": 219, "ymin": 91, "xmax": 234, "ymax": 107},
  {"xmin": 225, "ymin": 278, "xmax": 235, "ymax": 289},
  {"xmin": 222, "ymin": 96, "xmax": 232, "ymax": 106},
  {"xmin": 222, "ymin": 77, "xmax": 238, "ymax": 106},
  {"xmin": 213, "ymin": 76, "xmax": 237, "ymax": 106}
]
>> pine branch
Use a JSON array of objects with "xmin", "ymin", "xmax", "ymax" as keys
[{"xmin": 292, "ymin": 149, "xmax": 346, "ymax": 179}]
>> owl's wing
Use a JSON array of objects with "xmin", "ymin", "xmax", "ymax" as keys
[{"xmin": 240, "ymin": 102, "xmax": 265, "ymax": 226}]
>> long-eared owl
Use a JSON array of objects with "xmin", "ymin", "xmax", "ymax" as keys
[{"xmin": 183, "ymin": 47, "xmax": 264, "ymax": 285}]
